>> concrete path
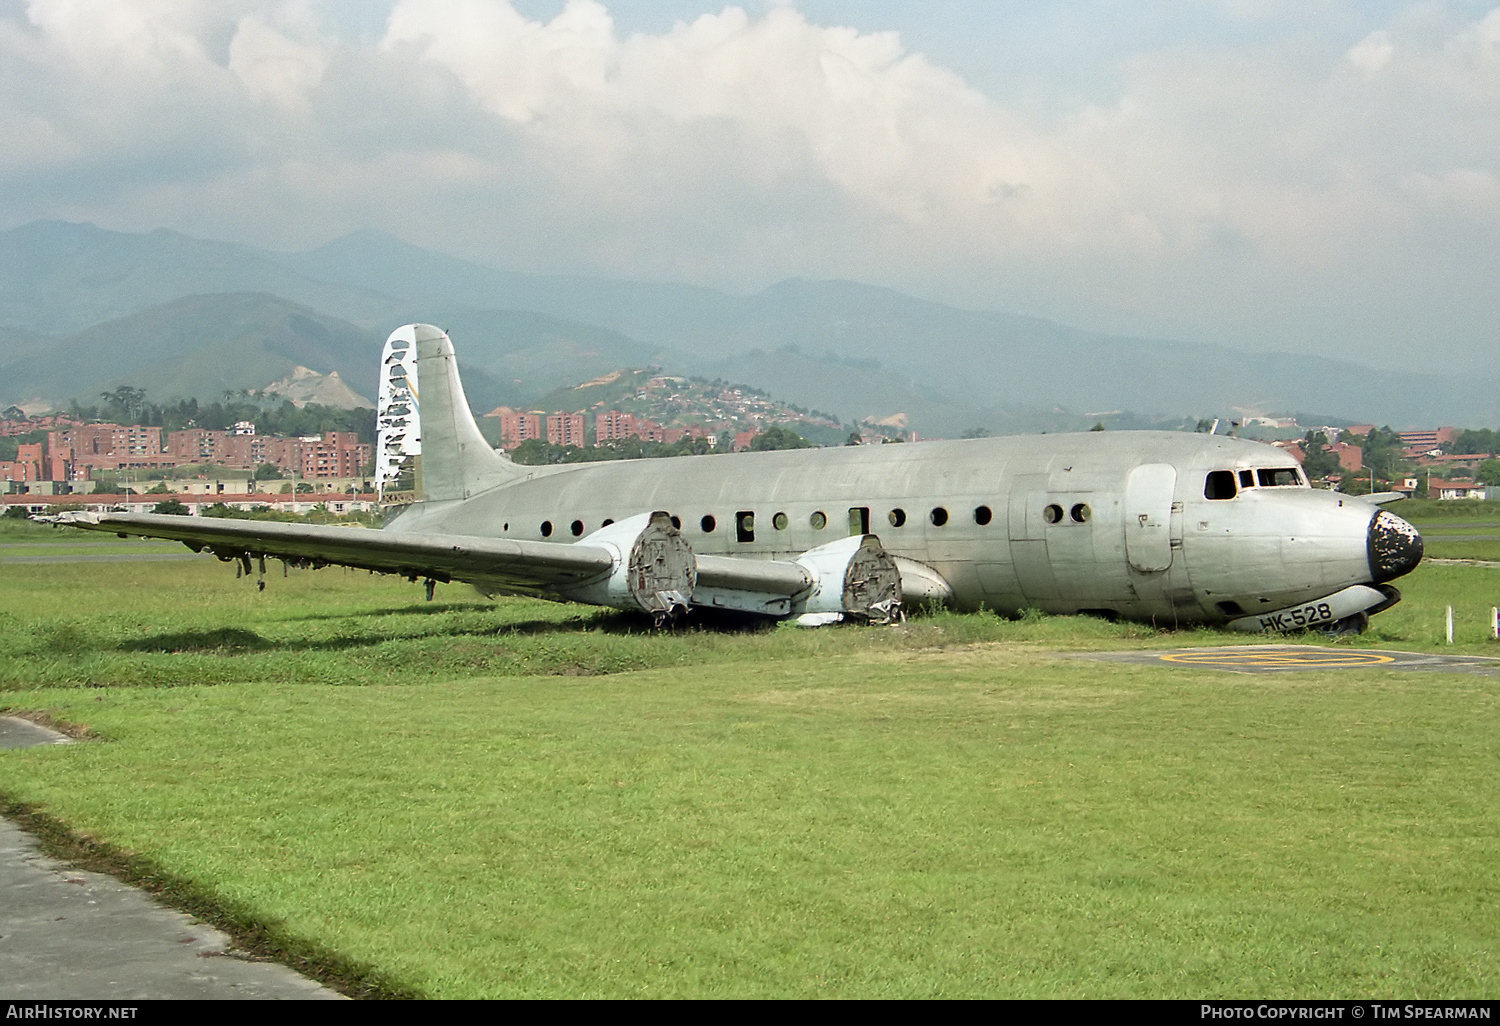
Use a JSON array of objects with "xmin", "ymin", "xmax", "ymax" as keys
[{"xmin": 1, "ymin": 719, "xmax": 343, "ymax": 1000}]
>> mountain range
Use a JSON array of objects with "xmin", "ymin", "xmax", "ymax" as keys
[{"xmin": 0, "ymin": 219, "xmax": 1489, "ymax": 433}]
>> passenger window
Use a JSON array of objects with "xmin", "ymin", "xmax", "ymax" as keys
[
  {"xmin": 930, "ymin": 507, "xmax": 949, "ymax": 527},
  {"xmin": 1258, "ymin": 468, "xmax": 1301, "ymax": 487},
  {"xmin": 1205, "ymin": 471, "xmax": 1237, "ymax": 500},
  {"xmin": 1071, "ymin": 503, "xmax": 1091, "ymax": 523},
  {"xmin": 700, "ymin": 515, "xmax": 716, "ymax": 533},
  {"xmin": 810, "ymin": 511, "xmax": 826, "ymax": 530},
  {"xmin": 848, "ymin": 507, "xmax": 869, "ymax": 535},
  {"xmin": 888, "ymin": 508, "xmax": 906, "ymax": 528},
  {"xmin": 736, "ymin": 511, "xmax": 755, "ymax": 542},
  {"xmin": 1043, "ymin": 504, "xmax": 1063, "ymax": 525},
  {"xmin": 974, "ymin": 505, "xmax": 993, "ymax": 526},
  {"xmin": 1239, "ymin": 470, "xmax": 1254, "ymax": 488},
  {"xmin": 773, "ymin": 512, "xmax": 789, "ymax": 531}
]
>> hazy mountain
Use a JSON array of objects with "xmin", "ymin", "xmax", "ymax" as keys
[
  {"xmin": 4, "ymin": 220, "xmax": 1494, "ymax": 431},
  {"xmin": 283, "ymin": 230, "xmax": 1499, "ymax": 429},
  {"xmin": 0, "ymin": 221, "xmax": 393, "ymax": 333},
  {"xmin": 0, "ymin": 290, "xmax": 678, "ymax": 414},
  {"xmin": 401, "ymin": 307, "xmax": 672, "ymax": 407},
  {"xmin": 0, "ymin": 293, "xmax": 381, "ymax": 405}
]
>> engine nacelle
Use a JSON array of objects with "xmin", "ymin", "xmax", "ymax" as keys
[
  {"xmin": 792, "ymin": 534, "xmax": 903, "ymax": 623},
  {"xmin": 557, "ymin": 511, "xmax": 696, "ymax": 618}
]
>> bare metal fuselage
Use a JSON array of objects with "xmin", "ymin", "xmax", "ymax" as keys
[{"xmin": 388, "ymin": 430, "xmax": 1398, "ymax": 626}]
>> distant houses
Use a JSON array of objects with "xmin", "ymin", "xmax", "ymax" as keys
[{"xmin": 1, "ymin": 414, "xmax": 372, "ymax": 498}]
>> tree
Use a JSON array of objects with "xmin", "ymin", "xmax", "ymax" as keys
[
  {"xmin": 1090, "ymin": 422, "xmax": 1106, "ymax": 432},
  {"xmin": 750, "ymin": 425, "xmax": 814, "ymax": 451},
  {"xmin": 846, "ymin": 432, "xmax": 862, "ymax": 446},
  {"xmin": 1299, "ymin": 431, "xmax": 1341, "ymax": 480},
  {"xmin": 151, "ymin": 499, "xmax": 190, "ymax": 516},
  {"xmin": 961, "ymin": 427, "xmax": 991, "ymax": 439},
  {"xmin": 1477, "ymin": 459, "xmax": 1500, "ymax": 486},
  {"xmin": 254, "ymin": 463, "xmax": 284, "ymax": 480}
]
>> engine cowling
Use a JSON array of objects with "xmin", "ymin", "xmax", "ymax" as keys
[
  {"xmin": 792, "ymin": 534, "xmax": 903, "ymax": 623},
  {"xmin": 557, "ymin": 511, "xmax": 696, "ymax": 618}
]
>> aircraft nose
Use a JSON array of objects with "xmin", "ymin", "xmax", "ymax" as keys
[{"xmin": 1368, "ymin": 509, "xmax": 1423, "ymax": 583}]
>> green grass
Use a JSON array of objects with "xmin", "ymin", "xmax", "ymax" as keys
[
  {"xmin": 1390, "ymin": 499, "xmax": 1500, "ymax": 521},
  {"xmin": 1423, "ymin": 541, "xmax": 1500, "ymax": 562},
  {"xmin": 2, "ymin": 549, "xmax": 1499, "ymax": 997},
  {"xmin": 3, "ymin": 648, "xmax": 1496, "ymax": 997}
]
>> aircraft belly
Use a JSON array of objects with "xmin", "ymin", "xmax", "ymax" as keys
[{"xmin": 975, "ymin": 561, "xmax": 1025, "ymax": 614}]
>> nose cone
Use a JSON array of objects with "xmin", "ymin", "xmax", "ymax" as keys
[{"xmin": 1368, "ymin": 509, "xmax": 1423, "ymax": 583}]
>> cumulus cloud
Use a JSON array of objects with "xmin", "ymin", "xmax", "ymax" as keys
[{"xmin": 0, "ymin": 0, "xmax": 1497, "ymax": 362}]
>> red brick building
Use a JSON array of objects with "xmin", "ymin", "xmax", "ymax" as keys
[
  {"xmin": 545, "ymin": 413, "xmax": 586, "ymax": 447},
  {"xmin": 486, "ymin": 408, "xmax": 543, "ymax": 450}
]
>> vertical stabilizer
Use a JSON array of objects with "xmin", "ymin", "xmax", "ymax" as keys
[
  {"xmin": 386, "ymin": 324, "xmax": 525, "ymax": 503},
  {"xmin": 375, "ymin": 331, "xmax": 420, "ymax": 503}
]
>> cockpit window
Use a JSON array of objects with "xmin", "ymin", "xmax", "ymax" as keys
[
  {"xmin": 1204, "ymin": 470, "xmax": 1237, "ymax": 500},
  {"xmin": 1257, "ymin": 468, "xmax": 1302, "ymax": 487},
  {"xmin": 1239, "ymin": 470, "xmax": 1254, "ymax": 488}
]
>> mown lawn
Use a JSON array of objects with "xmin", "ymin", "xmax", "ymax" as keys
[{"xmin": 1, "ymin": 524, "xmax": 1498, "ymax": 997}]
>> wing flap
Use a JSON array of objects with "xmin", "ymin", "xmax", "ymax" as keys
[{"xmin": 43, "ymin": 512, "xmax": 613, "ymax": 590}]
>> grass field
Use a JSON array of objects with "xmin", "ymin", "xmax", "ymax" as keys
[
  {"xmin": 1395, "ymin": 503, "xmax": 1500, "ymax": 562},
  {"xmin": 2, "ymin": 522, "xmax": 1499, "ymax": 997}
]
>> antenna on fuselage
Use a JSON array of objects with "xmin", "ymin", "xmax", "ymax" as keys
[{"xmin": 1209, "ymin": 418, "xmax": 1221, "ymax": 435}]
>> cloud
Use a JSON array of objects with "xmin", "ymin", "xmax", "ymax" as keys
[{"xmin": 0, "ymin": 0, "xmax": 1497, "ymax": 362}]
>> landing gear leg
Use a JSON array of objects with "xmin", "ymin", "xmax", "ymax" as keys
[{"xmin": 1322, "ymin": 611, "xmax": 1369, "ymax": 638}]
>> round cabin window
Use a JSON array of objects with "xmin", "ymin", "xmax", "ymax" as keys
[
  {"xmin": 930, "ymin": 507, "xmax": 949, "ymax": 527},
  {"xmin": 888, "ymin": 508, "xmax": 906, "ymax": 527},
  {"xmin": 1071, "ymin": 503, "xmax": 1091, "ymax": 523},
  {"xmin": 540, "ymin": 520, "xmax": 553, "ymax": 537},
  {"xmin": 700, "ymin": 514, "xmax": 716, "ymax": 533},
  {"xmin": 974, "ymin": 505, "xmax": 992, "ymax": 526},
  {"xmin": 773, "ymin": 512, "xmax": 789, "ymax": 530},
  {"xmin": 1043, "ymin": 504, "xmax": 1063, "ymax": 525},
  {"xmin": 810, "ymin": 511, "xmax": 827, "ymax": 530},
  {"xmin": 570, "ymin": 520, "xmax": 584, "ymax": 536}
]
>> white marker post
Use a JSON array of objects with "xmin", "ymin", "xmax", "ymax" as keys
[
  {"xmin": 1447, "ymin": 605, "xmax": 1454, "ymax": 645},
  {"xmin": 1492, "ymin": 607, "xmax": 1498, "ymax": 641}
]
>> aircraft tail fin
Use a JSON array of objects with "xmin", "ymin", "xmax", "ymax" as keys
[{"xmin": 377, "ymin": 323, "xmax": 527, "ymax": 504}]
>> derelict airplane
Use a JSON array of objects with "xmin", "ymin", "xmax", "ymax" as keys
[{"xmin": 43, "ymin": 324, "xmax": 1423, "ymax": 633}]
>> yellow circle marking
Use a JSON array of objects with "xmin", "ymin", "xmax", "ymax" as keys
[{"xmin": 1159, "ymin": 650, "xmax": 1397, "ymax": 669}]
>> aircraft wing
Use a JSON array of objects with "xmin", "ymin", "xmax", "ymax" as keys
[
  {"xmin": 39, "ymin": 509, "xmax": 918, "ymax": 622},
  {"xmin": 39, "ymin": 511, "xmax": 613, "ymax": 593}
]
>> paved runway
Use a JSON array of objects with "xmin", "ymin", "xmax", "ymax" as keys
[
  {"xmin": 0, "ymin": 718, "xmax": 343, "ymax": 1000},
  {"xmin": 1072, "ymin": 645, "xmax": 1500, "ymax": 675}
]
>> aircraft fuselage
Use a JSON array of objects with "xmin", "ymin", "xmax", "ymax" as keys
[{"xmin": 387, "ymin": 430, "xmax": 1419, "ymax": 627}]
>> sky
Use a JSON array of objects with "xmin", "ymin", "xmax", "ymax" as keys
[{"xmin": 1, "ymin": 0, "xmax": 1497, "ymax": 364}]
